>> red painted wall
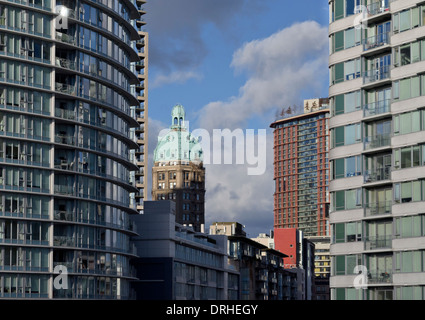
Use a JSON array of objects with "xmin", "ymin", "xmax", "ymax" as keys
[{"xmin": 274, "ymin": 228, "xmax": 298, "ymax": 268}]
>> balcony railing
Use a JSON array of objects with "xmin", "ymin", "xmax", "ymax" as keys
[
  {"xmin": 364, "ymin": 167, "xmax": 391, "ymax": 183},
  {"xmin": 55, "ymin": 82, "xmax": 76, "ymax": 95},
  {"xmin": 367, "ymin": 271, "xmax": 392, "ymax": 284},
  {"xmin": 363, "ymin": 65, "xmax": 390, "ymax": 84},
  {"xmin": 364, "ymin": 133, "xmax": 391, "ymax": 150},
  {"xmin": 55, "ymin": 57, "xmax": 76, "ymax": 70},
  {"xmin": 55, "ymin": 31, "xmax": 76, "ymax": 45},
  {"xmin": 363, "ymin": 32, "xmax": 390, "ymax": 51},
  {"xmin": 363, "ymin": 99, "xmax": 391, "ymax": 117},
  {"xmin": 365, "ymin": 200, "xmax": 392, "ymax": 216},
  {"xmin": 364, "ymin": 235, "xmax": 392, "ymax": 250},
  {"xmin": 366, "ymin": 0, "xmax": 391, "ymax": 17}
]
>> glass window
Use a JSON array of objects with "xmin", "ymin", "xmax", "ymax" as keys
[
  {"xmin": 335, "ymin": 190, "xmax": 345, "ymax": 211},
  {"xmin": 400, "ymin": 78, "xmax": 411, "ymax": 100},
  {"xmin": 334, "ymin": 62, "xmax": 344, "ymax": 84},
  {"xmin": 412, "ymin": 42, "xmax": 420, "ymax": 63},
  {"xmin": 412, "ymin": 77, "xmax": 420, "ymax": 98},
  {"xmin": 400, "ymin": 10, "xmax": 411, "ymax": 32},
  {"xmin": 345, "ymin": 28, "xmax": 355, "ymax": 49},
  {"xmin": 400, "ymin": 44, "xmax": 411, "ymax": 65},
  {"xmin": 401, "ymin": 182, "xmax": 412, "ymax": 203},
  {"xmin": 334, "ymin": 126, "xmax": 344, "ymax": 147},
  {"xmin": 335, "ymin": 31, "xmax": 344, "ymax": 52},
  {"xmin": 401, "ymin": 147, "xmax": 411, "ymax": 168},
  {"xmin": 335, "ymin": 94, "xmax": 344, "ymax": 115},
  {"xmin": 334, "ymin": 158, "xmax": 344, "ymax": 179},
  {"xmin": 345, "ymin": 91, "xmax": 360, "ymax": 113}
]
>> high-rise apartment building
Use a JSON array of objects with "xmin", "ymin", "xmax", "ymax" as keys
[
  {"xmin": 329, "ymin": 0, "xmax": 425, "ymax": 300},
  {"xmin": 152, "ymin": 105, "xmax": 205, "ymax": 232},
  {"xmin": 270, "ymin": 98, "xmax": 330, "ymax": 238},
  {"xmin": 0, "ymin": 0, "xmax": 145, "ymax": 299},
  {"xmin": 132, "ymin": 0, "xmax": 149, "ymax": 213}
]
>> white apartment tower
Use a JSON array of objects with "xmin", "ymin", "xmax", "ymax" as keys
[{"xmin": 329, "ymin": 0, "xmax": 425, "ymax": 300}]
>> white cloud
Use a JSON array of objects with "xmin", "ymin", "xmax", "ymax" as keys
[
  {"xmin": 197, "ymin": 21, "xmax": 329, "ymax": 131},
  {"xmin": 204, "ymin": 132, "xmax": 274, "ymax": 237},
  {"xmin": 195, "ymin": 21, "xmax": 329, "ymax": 236},
  {"xmin": 151, "ymin": 70, "xmax": 203, "ymax": 88}
]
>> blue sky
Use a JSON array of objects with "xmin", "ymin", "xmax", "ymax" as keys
[{"xmin": 143, "ymin": 0, "xmax": 330, "ymax": 237}]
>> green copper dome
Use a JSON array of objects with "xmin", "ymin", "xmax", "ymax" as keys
[{"xmin": 154, "ymin": 105, "xmax": 203, "ymax": 164}]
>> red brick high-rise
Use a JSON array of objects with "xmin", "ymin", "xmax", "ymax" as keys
[{"xmin": 270, "ymin": 99, "xmax": 330, "ymax": 237}]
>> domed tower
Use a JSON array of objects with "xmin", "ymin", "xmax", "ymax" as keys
[{"xmin": 152, "ymin": 105, "xmax": 205, "ymax": 232}]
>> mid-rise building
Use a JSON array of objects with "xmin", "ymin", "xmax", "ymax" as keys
[
  {"xmin": 210, "ymin": 222, "xmax": 299, "ymax": 300},
  {"xmin": 152, "ymin": 104, "xmax": 205, "ymax": 232},
  {"xmin": 329, "ymin": 0, "xmax": 425, "ymax": 300},
  {"xmin": 130, "ymin": 201, "xmax": 239, "ymax": 300},
  {"xmin": 273, "ymin": 228, "xmax": 316, "ymax": 300},
  {"xmin": 0, "ymin": 0, "xmax": 145, "ymax": 299}
]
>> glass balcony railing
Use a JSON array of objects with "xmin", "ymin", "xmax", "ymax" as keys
[
  {"xmin": 366, "ymin": 0, "xmax": 391, "ymax": 17},
  {"xmin": 364, "ymin": 133, "xmax": 391, "ymax": 150},
  {"xmin": 367, "ymin": 270, "xmax": 392, "ymax": 284},
  {"xmin": 365, "ymin": 200, "xmax": 392, "ymax": 216},
  {"xmin": 363, "ymin": 32, "xmax": 390, "ymax": 51},
  {"xmin": 363, "ymin": 65, "xmax": 390, "ymax": 84},
  {"xmin": 363, "ymin": 99, "xmax": 391, "ymax": 117},
  {"xmin": 364, "ymin": 235, "xmax": 392, "ymax": 250},
  {"xmin": 364, "ymin": 167, "xmax": 391, "ymax": 183}
]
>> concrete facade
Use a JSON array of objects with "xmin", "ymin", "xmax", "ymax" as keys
[{"xmin": 329, "ymin": 0, "xmax": 425, "ymax": 300}]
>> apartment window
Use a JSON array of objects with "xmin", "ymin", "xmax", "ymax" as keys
[
  {"xmin": 394, "ymin": 6, "xmax": 422, "ymax": 34},
  {"xmin": 333, "ymin": 188, "xmax": 362, "ymax": 211},
  {"xmin": 394, "ymin": 180, "xmax": 423, "ymax": 203},
  {"xmin": 333, "ymin": 90, "xmax": 361, "ymax": 115},
  {"xmin": 333, "ymin": 221, "xmax": 362, "ymax": 243},
  {"xmin": 331, "ymin": 27, "xmax": 361, "ymax": 53},
  {"xmin": 396, "ymin": 286, "xmax": 424, "ymax": 300},
  {"xmin": 395, "ymin": 250, "xmax": 423, "ymax": 273},
  {"xmin": 332, "ymin": 123, "xmax": 361, "ymax": 147},
  {"xmin": 395, "ymin": 215, "xmax": 425, "ymax": 239},
  {"xmin": 393, "ymin": 110, "xmax": 424, "ymax": 135},
  {"xmin": 332, "ymin": 155, "xmax": 362, "ymax": 179},
  {"xmin": 333, "ymin": 254, "xmax": 361, "ymax": 276},
  {"xmin": 394, "ymin": 145, "xmax": 424, "ymax": 169},
  {"xmin": 331, "ymin": 59, "xmax": 361, "ymax": 84}
]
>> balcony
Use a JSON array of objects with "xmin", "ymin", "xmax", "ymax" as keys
[
  {"xmin": 366, "ymin": 0, "xmax": 391, "ymax": 17},
  {"xmin": 54, "ymin": 210, "xmax": 74, "ymax": 222},
  {"xmin": 55, "ymin": 57, "xmax": 76, "ymax": 70},
  {"xmin": 364, "ymin": 235, "xmax": 392, "ymax": 250},
  {"xmin": 55, "ymin": 83, "xmax": 76, "ymax": 96},
  {"xmin": 363, "ymin": 65, "xmax": 390, "ymax": 85},
  {"xmin": 365, "ymin": 200, "xmax": 392, "ymax": 217},
  {"xmin": 363, "ymin": 32, "xmax": 390, "ymax": 52},
  {"xmin": 364, "ymin": 133, "xmax": 391, "ymax": 151},
  {"xmin": 363, "ymin": 99, "xmax": 391, "ymax": 118},
  {"xmin": 367, "ymin": 271, "xmax": 392, "ymax": 284},
  {"xmin": 364, "ymin": 167, "xmax": 391, "ymax": 183},
  {"xmin": 55, "ymin": 31, "xmax": 76, "ymax": 45}
]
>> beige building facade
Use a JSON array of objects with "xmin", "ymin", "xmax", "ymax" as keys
[{"xmin": 329, "ymin": 0, "xmax": 425, "ymax": 300}]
